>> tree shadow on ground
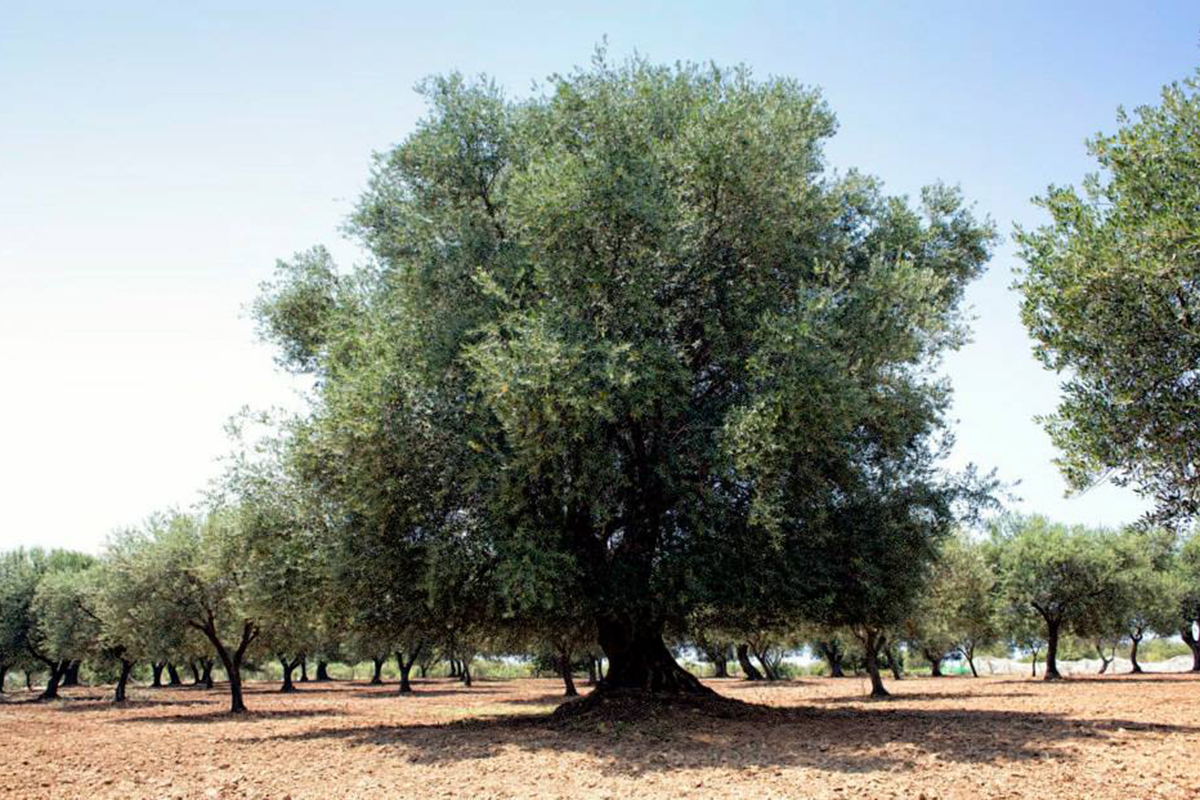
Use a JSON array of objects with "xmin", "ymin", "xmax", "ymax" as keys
[
  {"xmin": 235, "ymin": 702, "xmax": 1200, "ymax": 776},
  {"xmin": 804, "ymin": 691, "xmax": 1038, "ymax": 704},
  {"xmin": 119, "ymin": 707, "xmax": 346, "ymax": 724},
  {"xmin": 349, "ymin": 686, "xmax": 508, "ymax": 700}
]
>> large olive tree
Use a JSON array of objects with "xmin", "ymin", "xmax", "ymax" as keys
[{"xmin": 257, "ymin": 51, "xmax": 993, "ymax": 695}]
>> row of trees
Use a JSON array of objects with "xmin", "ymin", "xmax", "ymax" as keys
[{"xmin": 5, "ymin": 512, "xmax": 1198, "ymax": 711}]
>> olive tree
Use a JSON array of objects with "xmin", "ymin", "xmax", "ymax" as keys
[
  {"xmin": 1016, "ymin": 70, "xmax": 1200, "ymax": 527},
  {"xmin": 256, "ymin": 51, "xmax": 994, "ymax": 700},
  {"xmin": 992, "ymin": 516, "xmax": 1126, "ymax": 680}
]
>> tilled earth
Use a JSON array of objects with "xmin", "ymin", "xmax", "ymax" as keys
[{"xmin": 1, "ymin": 673, "xmax": 1198, "ymax": 799}]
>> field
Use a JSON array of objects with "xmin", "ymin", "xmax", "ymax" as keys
[{"xmin": 2, "ymin": 675, "xmax": 1199, "ymax": 799}]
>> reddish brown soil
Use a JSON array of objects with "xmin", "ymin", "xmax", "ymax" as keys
[{"xmin": 2, "ymin": 674, "xmax": 1198, "ymax": 799}]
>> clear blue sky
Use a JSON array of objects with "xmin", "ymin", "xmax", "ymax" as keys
[{"xmin": 1, "ymin": 1, "xmax": 1196, "ymax": 552}]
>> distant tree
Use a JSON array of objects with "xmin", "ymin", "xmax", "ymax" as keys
[
  {"xmin": 1015, "ymin": 70, "xmax": 1200, "ymax": 527},
  {"xmin": 992, "ymin": 516, "xmax": 1126, "ymax": 680},
  {"xmin": 1174, "ymin": 531, "xmax": 1200, "ymax": 671},
  {"xmin": 1110, "ymin": 528, "xmax": 1181, "ymax": 673},
  {"xmin": 137, "ymin": 511, "xmax": 263, "ymax": 713},
  {"xmin": 255, "ymin": 51, "xmax": 994, "ymax": 701},
  {"xmin": 29, "ymin": 559, "xmax": 101, "ymax": 699}
]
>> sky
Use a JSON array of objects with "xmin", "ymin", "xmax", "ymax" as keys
[{"xmin": 1, "ymin": 1, "xmax": 1196, "ymax": 553}]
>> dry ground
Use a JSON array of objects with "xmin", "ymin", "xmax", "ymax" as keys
[{"xmin": 2, "ymin": 673, "xmax": 1198, "ymax": 799}]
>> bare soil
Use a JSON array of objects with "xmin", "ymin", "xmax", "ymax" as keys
[{"xmin": 2, "ymin": 673, "xmax": 1198, "ymax": 799}]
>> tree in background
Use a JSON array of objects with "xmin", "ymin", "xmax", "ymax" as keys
[
  {"xmin": 1174, "ymin": 531, "xmax": 1200, "ymax": 671},
  {"xmin": 992, "ymin": 516, "xmax": 1126, "ymax": 680},
  {"xmin": 28, "ymin": 557, "xmax": 101, "ymax": 699},
  {"xmin": 1110, "ymin": 527, "xmax": 1181, "ymax": 673},
  {"xmin": 255, "ymin": 51, "xmax": 994, "ymax": 700},
  {"xmin": 1016, "ymin": 70, "xmax": 1200, "ymax": 528}
]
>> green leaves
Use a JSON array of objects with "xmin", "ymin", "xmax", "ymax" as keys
[{"xmin": 1015, "ymin": 70, "xmax": 1200, "ymax": 526}]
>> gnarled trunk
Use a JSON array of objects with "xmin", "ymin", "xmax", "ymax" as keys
[
  {"xmin": 151, "ymin": 661, "xmax": 166, "ymax": 688},
  {"xmin": 736, "ymin": 643, "xmax": 763, "ymax": 681},
  {"xmin": 201, "ymin": 659, "xmax": 214, "ymax": 689},
  {"xmin": 1043, "ymin": 618, "xmax": 1063, "ymax": 680},
  {"xmin": 188, "ymin": 661, "xmax": 202, "ymax": 685},
  {"xmin": 316, "ymin": 661, "xmax": 332, "ymax": 681},
  {"xmin": 925, "ymin": 649, "xmax": 943, "ymax": 677},
  {"xmin": 299, "ymin": 657, "xmax": 309, "ymax": 682},
  {"xmin": 166, "ymin": 663, "xmax": 183, "ymax": 686},
  {"xmin": 558, "ymin": 649, "xmax": 578, "ymax": 697},
  {"xmin": 396, "ymin": 647, "xmax": 421, "ymax": 694},
  {"xmin": 862, "ymin": 629, "xmax": 889, "ymax": 697},
  {"xmin": 38, "ymin": 659, "xmax": 69, "ymax": 700},
  {"xmin": 595, "ymin": 617, "xmax": 709, "ymax": 693},
  {"xmin": 114, "ymin": 659, "xmax": 135, "ymax": 702},
  {"xmin": 817, "ymin": 641, "xmax": 846, "ymax": 678},
  {"xmin": 1129, "ymin": 633, "xmax": 1143, "ymax": 674},
  {"xmin": 280, "ymin": 656, "xmax": 300, "ymax": 692},
  {"xmin": 62, "ymin": 660, "xmax": 81, "ymax": 687},
  {"xmin": 370, "ymin": 656, "xmax": 385, "ymax": 685},
  {"xmin": 0, "ymin": 663, "xmax": 7, "ymax": 693}
]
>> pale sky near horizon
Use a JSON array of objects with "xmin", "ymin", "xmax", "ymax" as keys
[{"xmin": 1, "ymin": 1, "xmax": 1196, "ymax": 553}]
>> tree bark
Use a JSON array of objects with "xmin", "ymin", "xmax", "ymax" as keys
[
  {"xmin": 0, "ymin": 663, "xmax": 7, "ymax": 693},
  {"xmin": 460, "ymin": 656, "xmax": 473, "ymax": 687},
  {"xmin": 925, "ymin": 650, "xmax": 943, "ymax": 677},
  {"xmin": 114, "ymin": 659, "xmax": 135, "ymax": 703},
  {"xmin": 1129, "ymin": 633, "xmax": 1143, "ymax": 674},
  {"xmin": 316, "ymin": 661, "xmax": 332, "ymax": 681},
  {"xmin": 862, "ymin": 629, "xmax": 889, "ymax": 697},
  {"xmin": 193, "ymin": 618, "xmax": 258, "ymax": 714},
  {"xmin": 280, "ymin": 656, "xmax": 300, "ymax": 692},
  {"xmin": 1043, "ymin": 618, "xmax": 1063, "ymax": 680},
  {"xmin": 448, "ymin": 659, "xmax": 460, "ymax": 678},
  {"xmin": 558, "ymin": 650, "xmax": 578, "ymax": 697},
  {"xmin": 62, "ymin": 660, "xmax": 81, "ymax": 687},
  {"xmin": 201, "ymin": 659, "xmax": 214, "ymax": 689},
  {"xmin": 817, "ymin": 641, "xmax": 846, "ymax": 678},
  {"xmin": 151, "ymin": 661, "xmax": 166, "ymax": 688},
  {"xmin": 1095, "ymin": 640, "xmax": 1112, "ymax": 674},
  {"xmin": 736, "ymin": 643, "xmax": 764, "ymax": 681},
  {"xmin": 299, "ymin": 657, "xmax": 309, "ymax": 682},
  {"xmin": 188, "ymin": 661, "xmax": 201, "ymax": 685},
  {"xmin": 1031, "ymin": 647, "xmax": 1040, "ymax": 677},
  {"xmin": 594, "ymin": 618, "xmax": 710, "ymax": 693},
  {"xmin": 395, "ymin": 647, "xmax": 421, "ymax": 694},
  {"xmin": 38, "ymin": 659, "xmax": 69, "ymax": 701},
  {"xmin": 1180, "ymin": 624, "xmax": 1200, "ymax": 671},
  {"xmin": 166, "ymin": 663, "xmax": 183, "ymax": 686},
  {"xmin": 370, "ymin": 656, "xmax": 385, "ymax": 685}
]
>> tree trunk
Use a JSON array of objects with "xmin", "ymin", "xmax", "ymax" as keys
[
  {"xmin": 818, "ymin": 641, "xmax": 846, "ymax": 678},
  {"xmin": 188, "ymin": 661, "xmax": 201, "ymax": 685},
  {"xmin": 736, "ymin": 643, "xmax": 764, "ymax": 681},
  {"xmin": 419, "ymin": 662, "xmax": 428, "ymax": 678},
  {"xmin": 371, "ymin": 656, "xmax": 385, "ymax": 685},
  {"xmin": 280, "ymin": 657, "xmax": 298, "ymax": 692},
  {"xmin": 62, "ymin": 660, "xmax": 81, "ymax": 687},
  {"xmin": 886, "ymin": 646, "xmax": 904, "ymax": 680},
  {"xmin": 151, "ymin": 661, "xmax": 166, "ymax": 688},
  {"xmin": 38, "ymin": 659, "xmax": 69, "ymax": 701},
  {"xmin": 926, "ymin": 650, "xmax": 943, "ymax": 677},
  {"xmin": 1043, "ymin": 619, "xmax": 1063, "ymax": 680},
  {"xmin": 25, "ymin": 670, "xmax": 33, "ymax": 690},
  {"xmin": 963, "ymin": 643, "xmax": 978, "ymax": 677},
  {"xmin": 558, "ymin": 651, "xmax": 578, "ymax": 697},
  {"xmin": 114, "ymin": 659, "xmax": 135, "ymax": 703},
  {"xmin": 448, "ymin": 659, "xmax": 460, "ymax": 678},
  {"xmin": 587, "ymin": 657, "xmax": 598, "ymax": 685},
  {"xmin": 299, "ymin": 658, "xmax": 309, "ymax": 682},
  {"xmin": 1180, "ymin": 624, "xmax": 1200, "ymax": 671},
  {"xmin": 316, "ymin": 661, "xmax": 331, "ymax": 681},
  {"xmin": 460, "ymin": 657, "xmax": 473, "ymax": 687},
  {"xmin": 395, "ymin": 648, "xmax": 421, "ymax": 694},
  {"xmin": 753, "ymin": 647, "xmax": 778, "ymax": 681},
  {"xmin": 0, "ymin": 663, "xmax": 7, "ymax": 693},
  {"xmin": 195, "ymin": 619, "xmax": 257, "ymax": 714},
  {"xmin": 201, "ymin": 659, "xmax": 214, "ymax": 689},
  {"xmin": 1129, "ymin": 634, "xmax": 1143, "ymax": 674},
  {"xmin": 862, "ymin": 630, "xmax": 889, "ymax": 698},
  {"xmin": 594, "ymin": 618, "xmax": 710, "ymax": 693},
  {"xmin": 167, "ymin": 663, "xmax": 183, "ymax": 686},
  {"xmin": 1095, "ymin": 640, "xmax": 1112, "ymax": 674},
  {"xmin": 1031, "ymin": 647, "xmax": 1040, "ymax": 677}
]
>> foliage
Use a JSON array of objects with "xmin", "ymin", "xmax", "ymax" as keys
[{"xmin": 1015, "ymin": 70, "xmax": 1200, "ymax": 526}]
